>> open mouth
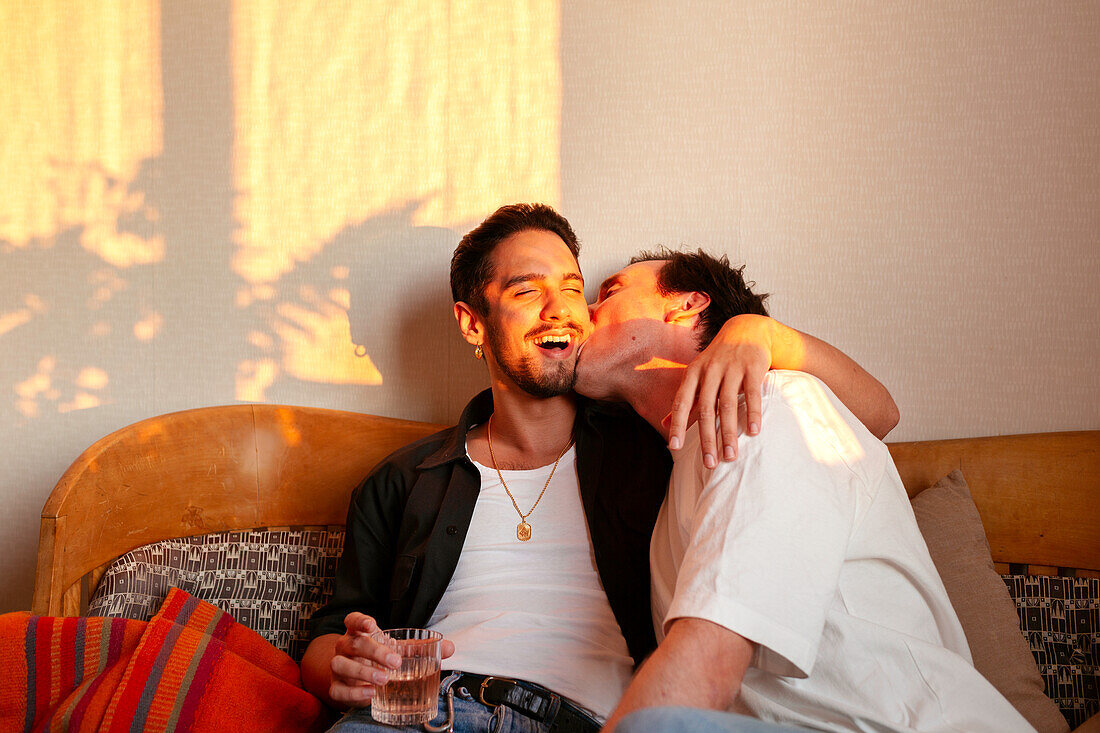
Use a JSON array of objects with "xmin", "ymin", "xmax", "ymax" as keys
[{"xmin": 532, "ymin": 332, "xmax": 574, "ymax": 356}]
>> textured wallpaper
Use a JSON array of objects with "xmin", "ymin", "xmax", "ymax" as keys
[
  {"xmin": 1, "ymin": 1, "xmax": 1097, "ymax": 611},
  {"xmin": 561, "ymin": 0, "xmax": 1099, "ymax": 441}
]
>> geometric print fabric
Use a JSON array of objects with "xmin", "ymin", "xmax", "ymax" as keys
[
  {"xmin": 1003, "ymin": 575, "xmax": 1099, "ymax": 729},
  {"xmin": 87, "ymin": 528, "xmax": 345, "ymax": 663},
  {"xmin": 85, "ymin": 532, "xmax": 1098, "ymax": 726}
]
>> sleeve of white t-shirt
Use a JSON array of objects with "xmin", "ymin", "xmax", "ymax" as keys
[{"xmin": 664, "ymin": 372, "xmax": 869, "ymax": 679}]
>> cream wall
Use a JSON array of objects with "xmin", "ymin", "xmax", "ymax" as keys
[
  {"xmin": 562, "ymin": 1, "xmax": 1099, "ymax": 441},
  {"xmin": 1, "ymin": 1, "xmax": 1097, "ymax": 612}
]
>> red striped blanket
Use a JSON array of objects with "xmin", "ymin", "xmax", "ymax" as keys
[{"xmin": 0, "ymin": 588, "xmax": 331, "ymax": 732}]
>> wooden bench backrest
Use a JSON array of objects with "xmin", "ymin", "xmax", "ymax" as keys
[
  {"xmin": 888, "ymin": 431, "xmax": 1099, "ymax": 574},
  {"xmin": 33, "ymin": 404, "xmax": 1099, "ymax": 615},
  {"xmin": 33, "ymin": 404, "xmax": 445, "ymax": 616}
]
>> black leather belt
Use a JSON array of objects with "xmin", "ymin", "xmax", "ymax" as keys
[{"xmin": 446, "ymin": 672, "xmax": 601, "ymax": 733}]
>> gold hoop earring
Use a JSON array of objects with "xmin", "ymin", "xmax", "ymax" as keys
[{"xmin": 474, "ymin": 345, "xmax": 483, "ymax": 360}]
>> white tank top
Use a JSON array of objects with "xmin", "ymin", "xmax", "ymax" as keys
[{"xmin": 426, "ymin": 445, "xmax": 634, "ymax": 719}]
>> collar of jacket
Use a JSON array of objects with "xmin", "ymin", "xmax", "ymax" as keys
[{"xmin": 416, "ymin": 388, "xmax": 492, "ymax": 470}]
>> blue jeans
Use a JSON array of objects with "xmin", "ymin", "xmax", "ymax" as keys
[
  {"xmin": 327, "ymin": 672, "xmax": 600, "ymax": 733},
  {"xmin": 618, "ymin": 707, "xmax": 812, "ymax": 733}
]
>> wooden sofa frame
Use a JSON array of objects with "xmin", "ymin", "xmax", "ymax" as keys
[{"xmin": 32, "ymin": 404, "xmax": 1099, "ymax": 617}]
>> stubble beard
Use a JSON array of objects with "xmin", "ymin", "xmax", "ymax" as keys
[{"xmin": 487, "ymin": 328, "xmax": 577, "ymax": 399}]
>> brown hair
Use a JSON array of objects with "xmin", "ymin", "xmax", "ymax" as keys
[
  {"xmin": 631, "ymin": 247, "xmax": 769, "ymax": 349},
  {"xmin": 450, "ymin": 204, "xmax": 580, "ymax": 314}
]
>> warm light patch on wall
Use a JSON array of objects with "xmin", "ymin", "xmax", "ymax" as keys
[
  {"xmin": 231, "ymin": 0, "xmax": 561, "ymax": 285},
  {"xmin": 0, "ymin": 0, "xmax": 163, "ymax": 259},
  {"xmin": 272, "ymin": 288, "xmax": 383, "ymax": 386},
  {"xmin": 1, "ymin": 0, "xmax": 162, "ymax": 419},
  {"xmin": 236, "ymin": 359, "xmax": 278, "ymax": 403},
  {"xmin": 14, "ymin": 357, "xmax": 110, "ymax": 417},
  {"xmin": 0, "ymin": 295, "xmax": 46, "ymax": 337},
  {"xmin": 229, "ymin": 0, "xmax": 561, "ymax": 400},
  {"xmin": 87, "ymin": 269, "xmax": 128, "ymax": 309},
  {"xmin": 133, "ymin": 311, "xmax": 164, "ymax": 342}
]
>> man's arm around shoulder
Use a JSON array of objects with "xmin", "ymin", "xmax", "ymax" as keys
[{"xmin": 602, "ymin": 617, "xmax": 753, "ymax": 733}]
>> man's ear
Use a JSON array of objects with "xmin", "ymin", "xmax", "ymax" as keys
[
  {"xmin": 665, "ymin": 291, "xmax": 711, "ymax": 326},
  {"xmin": 454, "ymin": 301, "xmax": 485, "ymax": 347}
]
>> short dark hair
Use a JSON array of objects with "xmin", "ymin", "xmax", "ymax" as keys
[
  {"xmin": 450, "ymin": 203, "xmax": 580, "ymax": 314},
  {"xmin": 631, "ymin": 247, "xmax": 769, "ymax": 350}
]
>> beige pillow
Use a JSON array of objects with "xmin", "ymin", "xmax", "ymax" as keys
[{"xmin": 912, "ymin": 470, "xmax": 1068, "ymax": 733}]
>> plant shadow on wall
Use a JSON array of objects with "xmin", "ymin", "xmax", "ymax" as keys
[
  {"xmin": 1, "ymin": 158, "xmax": 484, "ymax": 432},
  {"xmin": 1, "ymin": 158, "xmax": 166, "ymax": 424},
  {"xmin": 237, "ymin": 199, "xmax": 487, "ymax": 422}
]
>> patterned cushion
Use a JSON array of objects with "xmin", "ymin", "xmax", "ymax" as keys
[
  {"xmin": 87, "ymin": 528, "xmax": 345, "ymax": 662},
  {"xmin": 1003, "ymin": 575, "xmax": 1100, "ymax": 729}
]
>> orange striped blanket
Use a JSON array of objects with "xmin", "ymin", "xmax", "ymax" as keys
[{"xmin": 0, "ymin": 588, "xmax": 331, "ymax": 732}]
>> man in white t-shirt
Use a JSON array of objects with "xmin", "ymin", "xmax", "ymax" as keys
[{"xmin": 573, "ymin": 248, "xmax": 1033, "ymax": 733}]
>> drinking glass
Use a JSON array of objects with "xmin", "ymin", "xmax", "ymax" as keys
[{"xmin": 370, "ymin": 628, "xmax": 443, "ymax": 726}]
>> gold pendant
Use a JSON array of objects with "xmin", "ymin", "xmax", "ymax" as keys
[{"xmin": 517, "ymin": 521, "xmax": 532, "ymax": 541}]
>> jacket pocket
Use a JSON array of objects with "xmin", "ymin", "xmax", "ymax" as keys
[{"xmin": 389, "ymin": 554, "xmax": 420, "ymax": 602}]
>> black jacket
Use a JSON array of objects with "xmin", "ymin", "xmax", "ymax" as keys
[{"xmin": 308, "ymin": 389, "xmax": 672, "ymax": 665}]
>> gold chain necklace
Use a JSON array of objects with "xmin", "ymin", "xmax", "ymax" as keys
[{"xmin": 486, "ymin": 415, "xmax": 572, "ymax": 542}]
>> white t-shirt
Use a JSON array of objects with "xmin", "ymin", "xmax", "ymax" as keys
[
  {"xmin": 426, "ymin": 445, "xmax": 634, "ymax": 720},
  {"xmin": 651, "ymin": 370, "xmax": 1033, "ymax": 732}
]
